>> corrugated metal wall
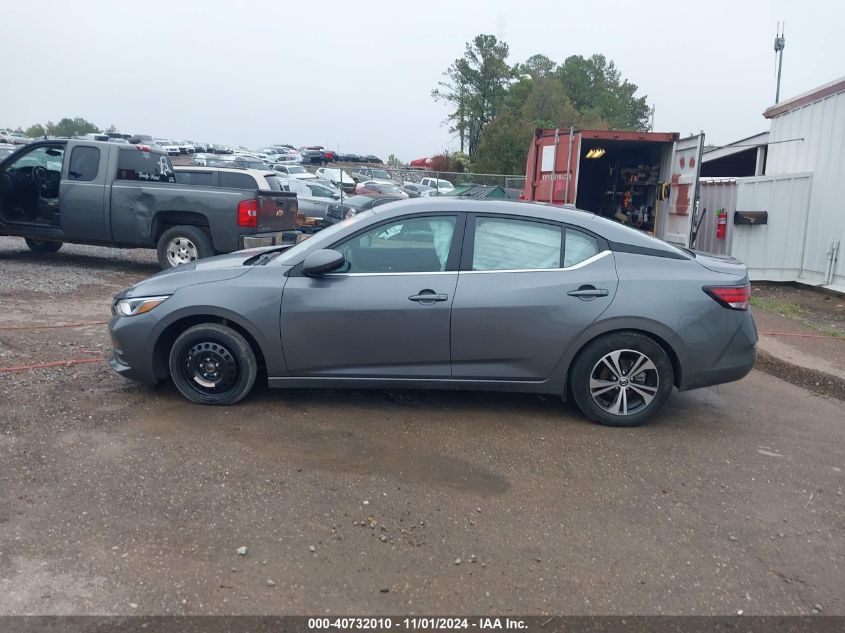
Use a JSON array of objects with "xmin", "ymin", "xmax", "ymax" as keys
[
  {"xmin": 766, "ymin": 89, "xmax": 845, "ymax": 287},
  {"xmin": 730, "ymin": 174, "xmax": 813, "ymax": 281},
  {"xmin": 696, "ymin": 179, "xmax": 738, "ymax": 255}
]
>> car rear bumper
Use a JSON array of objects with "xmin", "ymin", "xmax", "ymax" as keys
[
  {"xmin": 680, "ymin": 312, "xmax": 758, "ymax": 391},
  {"xmin": 241, "ymin": 231, "xmax": 299, "ymax": 249}
]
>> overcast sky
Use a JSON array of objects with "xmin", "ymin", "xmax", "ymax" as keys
[{"xmin": 1, "ymin": 0, "xmax": 842, "ymax": 160}]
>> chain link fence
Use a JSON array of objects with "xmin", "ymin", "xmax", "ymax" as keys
[{"xmin": 384, "ymin": 167, "xmax": 525, "ymax": 195}]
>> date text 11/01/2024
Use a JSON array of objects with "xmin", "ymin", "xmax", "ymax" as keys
[{"xmin": 307, "ymin": 618, "xmax": 528, "ymax": 630}]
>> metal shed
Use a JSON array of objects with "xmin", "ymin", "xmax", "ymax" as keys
[{"xmin": 762, "ymin": 76, "xmax": 845, "ymax": 291}]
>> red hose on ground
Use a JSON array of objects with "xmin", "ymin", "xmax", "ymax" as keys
[
  {"xmin": 758, "ymin": 331, "xmax": 843, "ymax": 340},
  {"xmin": 0, "ymin": 320, "xmax": 109, "ymax": 331},
  {"xmin": 0, "ymin": 357, "xmax": 105, "ymax": 373}
]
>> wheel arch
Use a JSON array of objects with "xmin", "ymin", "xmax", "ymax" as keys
[
  {"xmin": 558, "ymin": 318, "xmax": 687, "ymax": 396},
  {"xmin": 152, "ymin": 210, "xmax": 211, "ymax": 241},
  {"xmin": 151, "ymin": 311, "xmax": 268, "ymax": 381}
]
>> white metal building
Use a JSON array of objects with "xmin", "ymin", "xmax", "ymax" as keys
[{"xmin": 696, "ymin": 77, "xmax": 844, "ymax": 292}]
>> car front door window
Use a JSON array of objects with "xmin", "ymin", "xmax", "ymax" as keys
[{"xmin": 334, "ymin": 216, "xmax": 457, "ymax": 273}]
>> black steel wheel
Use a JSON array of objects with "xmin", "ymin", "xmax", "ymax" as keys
[{"xmin": 168, "ymin": 323, "xmax": 257, "ymax": 405}]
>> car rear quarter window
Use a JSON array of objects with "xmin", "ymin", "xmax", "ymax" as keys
[
  {"xmin": 218, "ymin": 172, "xmax": 257, "ymax": 189},
  {"xmin": 471, "ymin": 217, "xmax": 561, "ymax": 271},
  {"xmin": 564, "ymin": 228, "xmax": 600, "ymax": 267},
  {"xmin": 116, "ymin": 149, "xmax": 175, "ymax": 183},
  {"xmin": 174, "ymin": 171, "xmax": 214, "ymax": 186},
  {"xmin": 262, "ymin": 175, "xmax": 282, "ymax": 190},
  {"xmin": 68, "ymin": 146, "xmax": 100, "ymax": 181}
]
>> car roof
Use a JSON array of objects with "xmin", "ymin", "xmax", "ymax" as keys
[{"xmin": 365, "ymin": 198, "xmax": 687, "ymax": 255}]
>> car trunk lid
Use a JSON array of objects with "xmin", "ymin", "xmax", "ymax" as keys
[{"xmin": 693, "ymin": 251, "xmax": 748, "ymax": 279}]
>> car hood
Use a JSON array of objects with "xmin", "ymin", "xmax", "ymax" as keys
[
  {"xmin": 116, "ymin": 248, "xmax": 287, "ymax": 298},
  {"xmin": 693, "ymin": 251, "xmax": 748, "ymax": 279}
]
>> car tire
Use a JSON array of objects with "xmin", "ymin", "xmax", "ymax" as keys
[
  {"xmin": 168, "ymin": 323, "xmax": 258, "ymax": 406},
  {"xmin": 24, "ymin": 238, "xmax": 63, "ymax": 253},
  {"xmin": 156, "ymin": 225, "xmax": 214, "ymax": 270},
  {"xmin": 570, "ymin": 332, "xmax": 674, "ymax": 427}
]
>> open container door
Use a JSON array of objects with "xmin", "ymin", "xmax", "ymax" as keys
[{"xmin": 660, "ymin": 133, "xmax": 704, "ymax": 247}]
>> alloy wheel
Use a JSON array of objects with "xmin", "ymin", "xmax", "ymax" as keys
[{"xmin": 589, "ymin": 349, "xmax": 659, "ymax": 416}]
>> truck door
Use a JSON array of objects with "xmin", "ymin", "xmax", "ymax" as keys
[
  {"xmin": 60, "ymin": 144, "xmax": 109, "ymax": 242},
  {"xmin": 661, "ymin": 134, "xmax": 704, "ymax": 247}
]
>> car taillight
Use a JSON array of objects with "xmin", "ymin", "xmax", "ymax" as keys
[
  {"xmin": 704, "ymin": 284, "xmax": 750, "ymax": 310},
  {"xmin": 237, "ymin": 200, "xmax": 258, "ymax": 227}
]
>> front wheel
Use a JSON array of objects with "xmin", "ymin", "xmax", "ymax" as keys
[
  {"xmin": 156, "ymin": 225, "xmax": 214, "ymax": 269},
  {"xmin": 570, "ymin": 332, "xmax": 674, "ymax": 427},
  {"xmin": 168, "ymin": 323, "xmax": 257, "ymax": 405},
  {"xmin": 25, "ymin": 238, "xmax": 63, "ymax": 253}
]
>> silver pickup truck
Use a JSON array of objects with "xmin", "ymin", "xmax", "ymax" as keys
[{"xmin": 0, "ymin": 140, "xmax": 298, "ymax": 268}]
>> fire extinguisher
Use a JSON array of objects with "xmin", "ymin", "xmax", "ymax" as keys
[{"xmin": 716, "ymin": 208, "xmax": 727, "ymax": 240}]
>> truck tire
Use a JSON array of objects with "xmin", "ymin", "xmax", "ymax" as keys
[
  {"xmin": 168, "ymin": 323, "xmax": 258, "ymax": 405},
  {"xmin": 156, "ymin": 225, "xmax": 214, "ymax": 269},
  {"xmin": 25, "ymin": 238, "xmax": 63, "ymax": 253}
]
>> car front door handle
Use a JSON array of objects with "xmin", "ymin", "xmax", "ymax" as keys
[
  {"xmin": 409, "ymin": 291, "xmax": 449, "ymax": 303},
  {"xmin": 567, "ymin": 285, "xmax": 609, "ymax": 299}
]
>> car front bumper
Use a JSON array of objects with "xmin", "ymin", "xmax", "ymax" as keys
[{"xmin": 108, "ymin": 313, "xmax": 161, "ymax": 385}]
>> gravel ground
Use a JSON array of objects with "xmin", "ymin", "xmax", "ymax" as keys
[{"xmin": 1, "ymin": 240, "xmax": 844, "ymax": 616}]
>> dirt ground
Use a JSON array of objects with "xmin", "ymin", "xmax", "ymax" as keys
[
  {"xmin": 1, "ymin": 237, "xmax": 844, "ymax": 616},
  {"xmin": 751, "ymin": 282, "xmax": 845, "ymax": 339}
]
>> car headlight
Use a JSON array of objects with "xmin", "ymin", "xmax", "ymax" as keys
[
  {"xmin": 344, "ymin": 209, "xmax": 357, "ymax": 219},
  {"xmin": 114, "ymin": 295, "xmax": 170, "ymax": 316}
]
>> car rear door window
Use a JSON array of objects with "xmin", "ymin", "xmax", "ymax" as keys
[
  {"xmin": 68, "ymin": 146, "xmax": 100, "ymax": 181},
  {"xmin": 335, "ymin": 216, "xmax": 457, "ymax": 273},
  {"xmin": 218, "ymin": 172, "xmax": 257, "ymax": 189},
  {"xmin": 564, "ymin": 228, "xmax": 600, "ymax": 267},
  {"xmin": 471, "ymin": 217, "xmax": 561, "ymax": 271}
]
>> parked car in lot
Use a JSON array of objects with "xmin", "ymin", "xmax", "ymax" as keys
[
  {"xmin": 220, "ymin": 155, "xmax": 268, "ymax": 169},
  {"xmin": 351, "ymin": 166, "xmax": 393, "ymax": 183},
  {"xmin": 355, "ymin": 180, "xmax": 409, "ymax": 198},
  {"xmin": 276, "ymin": 177, "xmax": 340, "ymax": 218},
  {"xmin": 401, "ymin": 182, "xmax": 437, "ymax": 198},
  {"xmin": 419, "ymin": 177, "xmax": 454, "ymax": 193},
  {"xmin": 0, "ymin": 140, "xmax": 297, "ymax": 269},
  {"xmin": 173, "ymin": 165, "xmax": 283, "ymax": 191},
  {"xmin": 156, "ymin": 140, "xmax": 181, "ymax": 156},
  {"xmin": 300, "ymin": 149, "xmax": 328, "ymax": 165},
  {"xmin": 108, "ymin": 198, "xmax": 757, "ymax": 426},
  {"xmin": 272, "ymin": 164, "xmax": 316, "ymax": 180},
  {"xmin": 0, "ymin": 143, "xmax": 16, "ymax": 160},
  {"xmin": 364, "ymin": 154, "xmax": 383, "ymax": 164},
  {"xmin": 316, "ymin": 167, "xmax": 356, "ymax": 192},
  {"xmin": 174, "ymin": 140, "xmax": 195, "ymax": 155},
  {"xmin": 270, "ymin": 150, "xmax": 303, "ymax": 165},
  {"xmin": 322, "ymin": 194, "xmax": 403, "ymax": 225}
]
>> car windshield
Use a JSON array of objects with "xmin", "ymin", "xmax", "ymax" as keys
[
  {"xmin": 378, "ymin": 183, "xmax": 401, "ymax": 194},
  {"xmin": 371, "ymin": 169, "xmax": 391, "ymax": 180},
  {"xmin": 287, "ymin": 166, "xmax": 307, "ymax": 174}
]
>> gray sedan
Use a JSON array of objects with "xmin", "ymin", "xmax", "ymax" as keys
[{"xmin": 108, "ymin": 199, "xmax": 757, "ymax": 426}]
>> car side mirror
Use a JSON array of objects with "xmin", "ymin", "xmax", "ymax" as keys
[{"xmin": 302, "ymin": 249, "xmax": 345, "ymax": 276}]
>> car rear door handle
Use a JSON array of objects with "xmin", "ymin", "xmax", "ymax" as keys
[
  {"xmin": 409, "ymin": 291, "xmax": 449, "ymax": 303},
  {"xmin": 567, "ymin": 285, "xmax": 609, "ymax": 299}
]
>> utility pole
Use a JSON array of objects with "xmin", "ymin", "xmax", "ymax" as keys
[{"xmin": 774, "ymin": 22, "xmax": 786, "ymax": 104}]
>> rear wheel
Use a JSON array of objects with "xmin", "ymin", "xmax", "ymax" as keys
[
  {"xmin": 570, "ymin": 332, "xmax": 674, "ymax": 427},
  {"xmin": 25, "ymin": 238, "xmax": 63, "ymax": 253},
  {"xmin": 156, "ymin": 225, "xmax": 213, "ymax": 269},
  {"xmin": 168, "ymin": 323, "xmax": 257, "ymax": 405}
]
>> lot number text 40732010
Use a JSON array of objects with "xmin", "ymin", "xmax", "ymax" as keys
[{"xmin": 307, "ymin": 617, "xmax": 528, "ymax": 630}]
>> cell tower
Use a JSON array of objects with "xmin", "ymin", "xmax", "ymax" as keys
[{"xmin": 774, "ymin": 22, "xmax": 786, "ymax": 104}]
